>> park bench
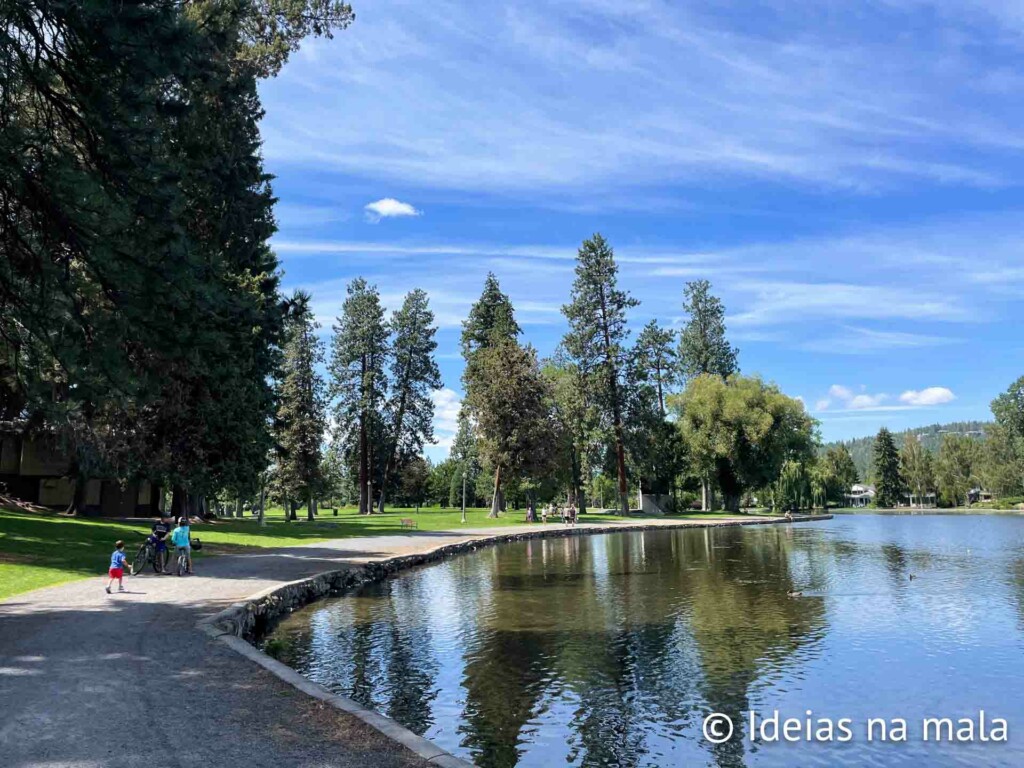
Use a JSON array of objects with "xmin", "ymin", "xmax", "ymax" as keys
[{"xmin": 400, "ymin": 518, "xmax": 418, "ymax": 529}]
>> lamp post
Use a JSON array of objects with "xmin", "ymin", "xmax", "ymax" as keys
[{"xmin": 461, "ymin": 469, "xmax": 468, "ymax": 524}]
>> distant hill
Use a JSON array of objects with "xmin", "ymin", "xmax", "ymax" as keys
[{"xmin": 821, "ymin": 421, "xmax": 990, "ymax": 482}]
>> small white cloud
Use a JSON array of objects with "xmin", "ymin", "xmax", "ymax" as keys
[
  {"xmin": 848, "ymin": 393, "xmax": 888, "ymax": 409},
  {"xmin": 816, "ymin": 384, "xmax": 887, "ymax": 411},
  {"xmin": 364, "ymin": 198, "xmax": 422, "ymax": 222},
  {"xmin": 899, "ymin": 387, "xmax": 955, "ymax": 406},
  {"xmin": 828, "ymin": 384, "xmax": 853, "ymax": 400}
]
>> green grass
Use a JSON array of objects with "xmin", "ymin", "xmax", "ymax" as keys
[{"xmin": 0, "ymin": 504, "xmax": 771, "ymax": 600}]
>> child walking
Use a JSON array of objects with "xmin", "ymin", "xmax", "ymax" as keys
[{"xmin": 105, "ymin": 540, "xmax": 131, "ymax": 594}]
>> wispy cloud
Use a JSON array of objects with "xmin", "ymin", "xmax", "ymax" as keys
[
  {"xmin": 801, "ymin": 326, "xmax": 960, "ymax": 355},
  {"xmin": 260, "ymin": 0, "xmax": 1024, "ymax": 198},
  {"xmin": 364, "ymin": 198, "xmax": 422, "ymax": 222}
]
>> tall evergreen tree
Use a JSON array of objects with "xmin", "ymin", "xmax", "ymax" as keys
[
  {"xmin": 678, "ymin": 280, "xmax": 738, "ymax": 382},
  {"xmin": 329, "ymin": 278, "xmax": 389, "ymax": 514},
  {"xmin": 448, "ymin": 406, "xmax": 481, "ymax": 515},
  {"xmin": 465, "ymin": 340, "xmax": 554, "ymax": 518},
  {"xmin": 461, "ymin": 274, "xmax": 521, "ymax": 512},
  {"xmin": 562, "ymin": 234, "xmax": 638, "ymax": 515},
  {"xmin": 275, "ymin": 293, "xmax": 327, "ymax": 521},
  {"xmin": 872, "ymin": 427, "xmax": 904, "ymax": 508},
  {"xmin": 377, "ymin": 289, "xmax": 441, "ymax": 513},
  {"xmin": 633, "ymin": 321, "xmax": 677, "ymax": 417}
]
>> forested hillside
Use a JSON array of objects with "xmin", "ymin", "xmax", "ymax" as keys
[{"xmin": 822, "ymin": 421, "xmax": 990, "ymax": 482}]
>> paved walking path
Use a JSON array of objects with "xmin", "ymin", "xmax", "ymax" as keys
[{"xmin": 0, "ymin": 515, "xmax": 797, "ymax": 768}]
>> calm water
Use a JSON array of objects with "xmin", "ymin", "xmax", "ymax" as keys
[{"xmin": 263, "ymin": 515, "xmax": 1024, "ymax": 767}]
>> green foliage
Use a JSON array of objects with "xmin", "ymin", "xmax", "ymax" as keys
[
  {"xmin": 464, "ymin": 339, "xmax": 558, "ymax": 517},
  {"xmin": 562, "ymin": 234, "xmax": 638, "ymax": 514},
  {"xmin": 672, "ymin": 375, "xmax": 815, "ymax": 512},
  {"xmin": 823, "ymin": 421, "xmax": 989, "ymax": 482},
  {"xmin": 328, "ymin": 278, "xmax": 389, "ymax": 513},
  {"xmin": 633, "ymin": 320, "xmax": 678, "ymax": 416},
  {"xmin": 274, "ymin": 293, "xmax": 327, "ymax": 519},
  {"xmin": 378, "ymin": 289, "xmax": 441, "ymax": 512},
  {"xmin": 900, "ymin": 434, "xmax": 935, "ymax": 506},
  {"xmin": 871, "ymin": 428, "xmax": 904, "ymax": 508},
  {"xmin": 936, "ymin": 433, "xmax": 981, "ymax": 507},
  {"xmin": 820, "ymin": 445, "xmax": 859, "ymax": 505},
  {"xmin": 677, "ymin": 280, "xmax": 738, "ymax": 382}
]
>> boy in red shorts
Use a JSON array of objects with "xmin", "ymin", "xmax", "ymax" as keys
[{"xmin": 105, "ymin": 540, "xmax": 132, "ymax": 594}]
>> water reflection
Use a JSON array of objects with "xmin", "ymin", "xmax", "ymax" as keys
[{"xmin": 264, "ymin": 515, "xmax": 1024, "ymax": 767}]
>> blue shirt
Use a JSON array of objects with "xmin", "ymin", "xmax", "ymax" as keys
[
  {"xmin": 110, "ymin": 550, "xmax": 127, "ymax": 569},
  {"xmin": 171, "ymin": 525, "xmax": 190, "ymax": 547}
]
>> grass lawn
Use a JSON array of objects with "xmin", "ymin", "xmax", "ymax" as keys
[{"xmin": 0, "ymin": 504, "xmax": 773, "ymax": 600}]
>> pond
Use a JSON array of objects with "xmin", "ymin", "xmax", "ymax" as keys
[{"xmin": 262, "ymin": 515, "xmax": 1024, "ymax": 767}]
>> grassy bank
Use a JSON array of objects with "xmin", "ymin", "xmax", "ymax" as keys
[{"xmin": 0, "ymin": 505, "xmax": 766, "ymax": 600}]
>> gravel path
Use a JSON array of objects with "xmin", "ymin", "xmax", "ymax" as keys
[{"xmin": 0, "ymin": 516, "xmax": 791, "ymax": 767}]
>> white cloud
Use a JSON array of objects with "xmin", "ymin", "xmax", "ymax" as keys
[
  {"xmin": 430, "ymin": 387, "xmax": 462, "ymax": 450},
  {"xmin": 815, "ymin": 383, "xmax": 955, "ymax": 412},
  {"xmin": 816, "ymin": 384, "xmax": 888, "ymax": 411},
  {"xmin": 364, "ymin": 198, "xmax": 421, "ymax": 222},
  {"xmin": 899, "ymin": 387, "xmax": 956, "ymax": 406}
]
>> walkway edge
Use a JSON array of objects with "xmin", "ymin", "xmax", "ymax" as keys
[{"xmin": 196, "ymin": 513, "xmax": 832, "ymax": 767}]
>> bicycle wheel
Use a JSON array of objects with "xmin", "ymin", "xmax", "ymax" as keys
[
  {"xmin": 177, "ymin": 551, "xmax": 187, "ymax": 577},
  {"xmin": 130, "ymin": 544, "xmax": 149, "ymax": 576}
]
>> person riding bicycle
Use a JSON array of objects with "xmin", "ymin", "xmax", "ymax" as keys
[
  {"xmin": 148, "ymin": 515, "xmax": 172, "ymax": 573},
  {"xmin": 170, "ymin": 517, "xmax": 193, "ymax": 575}
]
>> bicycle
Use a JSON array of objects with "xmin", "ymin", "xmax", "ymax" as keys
[
  {"xmin": 175, "ymin": 538, "xmax": 202, "ymax": 576},
  {"xmin": 129, "ymin": 537, "xmax": 166, "ymax": 575}
]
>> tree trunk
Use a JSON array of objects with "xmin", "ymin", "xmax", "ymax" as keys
[
  {"xmin": 149, "ymin": 482, "xmax": 163, "ymax": 518},
  {"xmin": 171, "ymin": 485, "xmax": 186, "ymax": 519},
  {"xmin": 235, "ymin": 497, "xmax": 242, "ymax": 519},
  {"xmin": 65, "ymin": 468, "xmax": 87, "ymax": 516},
  {"xmin": 358, "ymin": 406, "xmax": 368, "ymax": 515},
  {"xmin": 258, "ymin": 485, "xmax": 266, "ymax": 526},
  {"xmin": 723, "ymin": 493, "xmax": 741, "ymax": 513},
  {"xmin": 489, "ymin": 465, "xmax": 503, "ymax": 518},
  {"xmin": 307, "ymin": 492, "xmax": 314, "ymax": 522},
  {"xmin": 377, "ymin": 384, "xmax": 410, "ymax": 515}
]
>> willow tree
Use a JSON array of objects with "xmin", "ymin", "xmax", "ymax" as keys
[
  {"xmin": 461, "ymin": 274, "xmax": 521, "ymax": 513},
  {"xmin": 329, "ymin": 279, "xmax": 389, "ymax": 514},
  {"xmin": 377, "ymin": 289, "xmax": 441, "ymax": 513},
  {"xmin": 562, "ymin": 234, "xmax": 638, "ymax": 515},
  {"xmin": 671, "ymin": 374, "xmax": 815, "ymax": 513}
]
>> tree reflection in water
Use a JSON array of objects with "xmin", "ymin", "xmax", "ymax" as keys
[{"xmin": 263, "ymin": 516, "xmax": 1024, "ymax": 768}]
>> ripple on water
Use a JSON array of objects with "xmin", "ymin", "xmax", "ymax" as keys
[{"xmin": 263, "ymin": 515, "xmax": 1024, "ymax": 768}]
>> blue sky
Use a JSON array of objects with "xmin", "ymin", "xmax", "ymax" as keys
[{"xmin": 258, "ymin": 0, "xmax": 1023, "ymax": 460}]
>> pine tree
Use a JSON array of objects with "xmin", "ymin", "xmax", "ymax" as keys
[
  {"xmin": 678, "ymin": 280, "xmax": 738, "ymax": 381},
  {"xmin": 465, "ymin": 340, "xmax": 554, "ymax": 518},
  {"xmin": 461, "ymin": 274, "xmax": 521, "ymax": 513},
  {"xmin": 275, "ymin": 293, "xmax": 327, "ymax": 521},
  {"xmin": 448, "ymin": 406, "xmax": 480, "ymax": 516},
  {"xmin": 377, "ymin": 290, "xmax": 441, "ymax": 513},
  {"xmin": 633, "ymin": 321, "xmax": 677, "ymax": 417},
  {"xmin": 329, "ymin": 278, "xmax": 389, "ymax": 514},
  {"xmin": 872, "ymin": 427, "xmax": 904, "ymax": 508},
  {"xmin": 562, "ymin": 234, "xmax": 638, "ymax": 515}
]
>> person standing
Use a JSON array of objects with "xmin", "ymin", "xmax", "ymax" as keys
[{"xmin": 105, "ymin": 541, "xmax": 131, "ymax": 594}]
